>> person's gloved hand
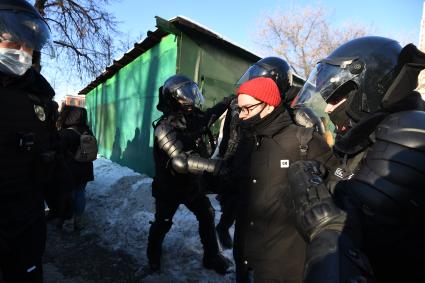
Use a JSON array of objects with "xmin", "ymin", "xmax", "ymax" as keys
[
  {"xmin": 286, "ymin": 160, "xmax": 346, "ymax": 242},
  {"xmin": 222, "ymin": 94, "xmax": 236, "ymax": 107}
]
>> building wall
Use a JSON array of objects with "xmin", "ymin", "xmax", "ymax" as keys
[
  {"xmin": 177, "ymin": 33, "xmax": 256, "ymax": 109},
  {"xmin": 85, "ymin": 31, "xmax": 263, "ymax": 177},
  {"xmin": 176, "ymin": 33, "xmax": 258, "ymax": 135},
  {"xmin": 85, "ymin": 34, "xmax": 178, "ymax": 176},
  {"xmin": 65, "ymin": 95, "xmax": 85, "ymax": 107}
]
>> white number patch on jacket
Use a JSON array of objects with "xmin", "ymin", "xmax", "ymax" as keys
[{"xmin": 280, "ymin": 160, "xmax": 289, "ymax": 168}]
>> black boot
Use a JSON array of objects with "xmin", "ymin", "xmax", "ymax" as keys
[
  {"xmin": 146, "ymin": 219, "xmax": 172, "ymax": 272},
  {"xmin": 216, "ymin": 223, "xmax": 233, "ymax": 249},
  {"xmin": 146, "ymin": 243, "xmax": 161, "ymax": 272},
  {"xmin": 203, "ymin": 252, "xmax": 232, "ymax": 275}
]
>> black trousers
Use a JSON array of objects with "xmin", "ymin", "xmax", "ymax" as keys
[
  {"xmin": 147, "ymin": 193, "xmax": 219, "ymax": 261},
  {"xmin": 0, "ymin": 218, "xmax": 46, "ymax": 283},
  {"xmin": 217, "ymin": 192, "xmax": 238, "ymax": 230}
]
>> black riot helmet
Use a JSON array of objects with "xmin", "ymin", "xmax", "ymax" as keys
[
  {"xmin": 0, "ymin": 0, "xmax": 52, "ymax": 53},
  {"xmin": 236, "ymin": 57, "xmax": 293, "ymax": 101},
  {"xmin": 293, "ymin": 36, "xmax": 403, "ymax": 135},
  {"xmin": 158, "ymin": 75, "xmax": 205, "ymax": 113}
]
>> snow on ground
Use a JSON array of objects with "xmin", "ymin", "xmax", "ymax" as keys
[{"xmin": 83, "ymin": 158, "xmax": 235, "ymax": 282}]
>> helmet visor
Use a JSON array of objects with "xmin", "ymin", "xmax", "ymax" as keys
[
  {"xmin": 174, "ymin": 81, "xmax": 205, "ymax": 108},
  {"xmin": 310, "ymin": 59, "xmax": 360, "ymax": 103},
  {"xmin": 292, "ymin": 69, "xmax": 336, "ymax": 145},
  {"xmin": 0, "ymin": 10, "xmax": 52, "ymax": 54},
  {"xmin": 236, "ymin": 63, "xmax": 271, "ymax": 88}
]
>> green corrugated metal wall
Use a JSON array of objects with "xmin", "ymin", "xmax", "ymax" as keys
[
  {"xmin": 85, "ymin": 34, "xmax": 178, "ymax": 176},
  {"xmin": 177, "ymin": 33, "xmax": 255, "ymax": 133},
  {"xmin": 85, "ymin": 30, "xmax": 257, "ymax": 177},
  {"xmin": 178, "ymin": 34, "xmax": 254, "ymax": 109}
]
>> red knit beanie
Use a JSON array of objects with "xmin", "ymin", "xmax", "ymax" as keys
[{"xmin": 236, "ymin": 77, "xmax": 281, "ymax": 107}]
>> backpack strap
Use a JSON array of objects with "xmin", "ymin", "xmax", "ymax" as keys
[{"xmin": 296, "ymin": 127, "xmax": 314, "ymax": 160}]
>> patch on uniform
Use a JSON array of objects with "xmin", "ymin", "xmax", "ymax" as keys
[
  {"xmin": 280, "ymin": 160, "xmax": 289, "ymax": 168},
  {"xmin": 34, "ymin": 105, "xmax": 46, "ymax": 121},
  {"xmin": 334, "ymin": 167, "xmax": 354, "ymax": 179}
]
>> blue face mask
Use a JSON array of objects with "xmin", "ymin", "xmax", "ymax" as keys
[{"xmin": 0, "ymin": 48, "xmax": 32, "ymax": 76}]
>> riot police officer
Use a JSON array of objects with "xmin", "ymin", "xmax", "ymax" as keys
[
  {"xmin": 236, "ymin": 57, "xmax": 294, "ymax": 101},
  {"xmin": 0, "ymin": 1, "xmax": 58, "ymax": 282},
  {"xmin": 147, "ymin": 75, "xmax": 232, "ymax": 274},
  {"xmin": 287, "ymin": 36, "xmax": 425, "ymax": 282}
]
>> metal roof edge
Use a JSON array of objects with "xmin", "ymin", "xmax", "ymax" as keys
[{"xmin": 78, "ymin": 16, "xmax": 304, "ymax": 95}]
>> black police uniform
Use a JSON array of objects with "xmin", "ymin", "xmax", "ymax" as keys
[
  {"xmin": 0, "ymin": 69, "xmax": 57, "ymax": 283},
  {"xmin": 147, "ymin": 77, "xmax": 231, "ymax": 273},
  {"xmin": 286, "ymin": 37, "xmax": 425, "ymax": 282},
  {"xmin": 288, "ymin": 108, "xmax": 425, "ymax": 283}
]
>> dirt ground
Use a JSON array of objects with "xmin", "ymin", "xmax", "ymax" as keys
[{"xmin": 43, "ymin": 221, "xmax": 147, "ymax": 283}]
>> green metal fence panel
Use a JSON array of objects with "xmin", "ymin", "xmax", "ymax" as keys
[
  {"xmin": 85, "ymin": 34, "xmax": 178, "ymax": 176},
  {"xmin": 178, "ymin": 34, "xmax": 255, "ymax": 107},
  {"xmin": 178, "ymin": 33, "xmax": 256, "ymax": 132}
]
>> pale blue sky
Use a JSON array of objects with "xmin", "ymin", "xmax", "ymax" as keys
[
  {"xmin": 109, "ymin": 0, "xmax": 423, "ymax": 50},
  {"xmin": 46, "ymin": 0, "xmax": 424, "ymax": 99}
]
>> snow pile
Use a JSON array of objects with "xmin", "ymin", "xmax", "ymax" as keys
[{"xmin": 84, "ymin": 158, "xmax": 235, "ymax": 282}]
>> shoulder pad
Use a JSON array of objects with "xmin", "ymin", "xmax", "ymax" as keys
[
  {"xmin": 154, "ymin": 120, "xmax": 174, "ymax": 140},
  {"xmin": 376, "ymin": 110, "xmax": 425, "ymax": 151},
  {"xmin": 154, "ymin": 120, "xmax": 183, "ymax": 158}
]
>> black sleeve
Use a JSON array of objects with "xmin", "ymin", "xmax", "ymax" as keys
[
  {"xmin": 306, "ymin": 132, "xmax": 332, "ymax": 164},
  {"xmin": 203, "ymin": 95, "xmax": 233, "ymax": 126},
  {"xmin": 154, "ymin": 119, "xmax": 225, "ymax": 176}
]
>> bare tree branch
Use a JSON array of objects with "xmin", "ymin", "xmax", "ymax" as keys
[
  {"xmin": 33, "ymin": 0, "xmax": 121, "ymax": 85},
  {"xmin": 255, "ymin": 3, "xmax": 373, "ymax": 78}
]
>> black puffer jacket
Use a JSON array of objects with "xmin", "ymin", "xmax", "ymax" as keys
[
  {"xmin": 232, "ymin": 105, "xmax": 330, "ymax": 282},
  {"xmin": 58, "ymin": 106, "xmax": 94, "ymax": 186}
]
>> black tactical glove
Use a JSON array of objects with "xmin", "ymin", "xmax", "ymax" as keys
[
  {"xmin": 171, "ymin": 154, "xmax": 227, "ymax": 176},
  {"xmin": 286, "ymin": 160, "xmax": 346, "ymax": 241}
]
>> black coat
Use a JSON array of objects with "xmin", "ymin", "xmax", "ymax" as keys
[
  {"xmin": 58, "ymin": 107, "xmax": 94, "ymax": 186},
  {"xmin": 231, "ymin": 105, "xmax": 330, "ymax": 282},
  {"xmin": 0, "ymin": 69, "xmax": 57, "ymax": 237},
  {"xmin": 152, "ymin": 100, "xmax": 229, "ymax": 201}
]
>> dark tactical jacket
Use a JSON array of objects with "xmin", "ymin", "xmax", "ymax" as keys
[{"xmin": 0, "ymin": 69, "xmax": 58, "ymax": 237}]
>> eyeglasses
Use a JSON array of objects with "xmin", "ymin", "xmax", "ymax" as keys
[{"xmin": 238, "ymin": 102, "xmax": 265, "ymax": 116}]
